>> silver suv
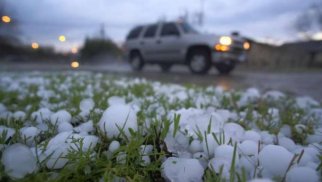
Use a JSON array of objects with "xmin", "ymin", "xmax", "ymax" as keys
[{"xmin": 124, "ymin": 21, "xmax": 250, "ymax": 74}]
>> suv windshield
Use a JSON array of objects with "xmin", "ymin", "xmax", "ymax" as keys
[
  {"xmin": 180, "ymin": 23, "xmax": 198, "ymax": 34},
  {"xmin": 126, "ymin": 26, "xmax": 143, "ymax": 40}
]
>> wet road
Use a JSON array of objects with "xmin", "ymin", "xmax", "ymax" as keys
[{"xmin": 1, "ymin": 61, "xmax": 322, "ymax": 101}]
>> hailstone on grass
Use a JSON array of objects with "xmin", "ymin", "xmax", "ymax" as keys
[
  {"xmin": 80, "ymin": 98, "xmax": 95, "ymax": 112},
  {"xmin": 0, "ymin": 126, "xmax": 15, "ymax": 141},
  {"xmin": 31, "ymin": 108, "xmax": 52, "ymax": 124},
  {"xmin": 19, "ymin": 127, "xmax": 40, "ymax": 146},
  {"xmin": 50, "ymin": 110, "xmax": 72, "ymax": 125},
  {"xmin": 259, "ymin": 145, "xmax": 293, "ymax": 178},
  {"xmin": 162, "ymin": 157, "xmax": 204, "ymax": 182},
  {"xmin": 1, "ymin": 144, "xmax": 38, "ymax": 179},
  {"xmin": 13, "ymin": 111, "xmax": 26, "ymax": 121},
  {"xmin": 98, "ymin": 104, "xmax": 138, "ymax": 138},
  {"xmin": 285, "ymin": 166, "xmax": 319, "ymax": 182},
  {"xmin": 108, "ymin": 140, "xmax": 120, "ymax": 153}
]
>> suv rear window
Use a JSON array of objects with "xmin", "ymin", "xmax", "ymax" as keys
[
  {"xmin": 160, "ymin": 23, "xmax": 179, "ymax": 36},
  {"xmin": 143, "ymin": 24, "xmax": 158, "ymax": 38},
  {"xmin": 126, "ymin": 26, "xmax": 143, "ymax": 40}
]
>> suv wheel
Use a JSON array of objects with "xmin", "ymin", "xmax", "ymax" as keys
[
  {"xmin": 160, "ymin": 64, "xmax": 172, "ymax": 72},
  {"xmin": 130, "ymin": 52, "xmax": 144, "ymax": 71},
  {"xmin": 188, "ymin": 49, "xmax": 211, "ymax": 74},
  {"xmin": 215, "ymin": 62, "xmax": 235, "ymax": 75}
]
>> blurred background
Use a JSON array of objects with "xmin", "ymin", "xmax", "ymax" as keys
[
  {"xmin": 1, "ymin": 0, "xmax": 322, "ymax": 100},
  {"xmin": 1, "ymin": 0, "xmax": 322, "ymax": 67}
]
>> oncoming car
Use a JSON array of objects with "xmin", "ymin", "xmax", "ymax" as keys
[{"xmin": 124, "ymin": 21, "xmax": 250, "ymax": 74}]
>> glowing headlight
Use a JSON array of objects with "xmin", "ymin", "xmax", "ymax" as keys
[
  {"xmin": 219, "ymin": 36, "xmax": 232, "ymax": 46},
  {"xmin": 243, "ymin": 41, "xmax": 250, "ymax": 50}
]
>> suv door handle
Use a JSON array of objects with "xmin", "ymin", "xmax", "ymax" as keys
[
  {"xmin": 140, "ymin": 41, "xmax": 145, "ymax": 45},
  {"xmin": 156, "ymin": 40, "xmax": 162, "ymax": 44}
]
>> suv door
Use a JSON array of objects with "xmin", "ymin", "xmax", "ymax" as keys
[
  {"xmin": 157, "ymin": 23, "xmax": 183, "ymax": 62},
  {"xmin": 140, "ymin": 24, "xmax": 160, "ymax": 62}
]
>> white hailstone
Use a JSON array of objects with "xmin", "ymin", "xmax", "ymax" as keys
[
  {"xmin": 306, "ymin": 128, "xmax": 322, "ymax": 143},
  {"xmin": 193, "ymin": 152, "xmax": 209, "ymax": 160},
  {"xmin": 79, "ymin": 98, "xmax": 95, "ymax": 112},
  {"xmin": 189, "ymin": 140, "xmax": 203, "ymax": 153},
  {"xmin": 78, "ymin": 110, "xmax": 90, "ymax": 120},
  {"xmin": 0, "ymin": 103, "xmax": 6, "ymax": 113},
  {"xmin": 240, "ymin": 155, "xmax": 256, "ymax": 172},
  {"xmin": 215, "ymin": 145, "xmax": 238, "ymax": 164},
  {"xmin": 293, "ymin": 148, "xmax": 314, "ymax": 166},
  {"xmin": 223, "ymin": 123, "xmax": 245, "ymax": 142},
  {"xmin": 262, "ymin": 90, "xmax": 285, "ymax": 101},
  {"xmin": 141, "ymin": 156, "xmax": 151, "ymax": 166},
  {"xmin": 162, "ymin": 157, "xmax": 204, "ymax": 182},
  {"xmin": 70, "ymin": 135, "xmax": 99, "ymax": 152},
  {"xmin": 285, "ymin": 167, "xmax": 319, "ymax": 182},
  {"xmin": 116, "ymin": 152, "xmax": 127, "ymax": 164},
  {"xmin": 108, "ymin": 140, "xmax": 120, "ymax": 153},
  {"xmin": 243, "ymin": 130, "xmax": 261, "ymax": 142},
  {"xmin": 164, "ymin": 132, "xmax": 190, "ymax": 154},
  {"xmin": 177, "ymin": 151, "xmax": 193, "ymax": 158},
  {"xmin": 45, "ymin": 143, "xmax": 69, "ymax": 169},
  {"xmin": 19, "ymin": 127, "xmax": 40, "ymax": 146},
  {"xmin": 260, "ymin": 131, "xmax": 274, "ymax": 145},
  {"xmin": 303, "ymin": 147, "xmax": 320, "ymax": 163},
  {"xmin": 57, "ymin": 122, "xmax": 73, "ymax": 133},
  {"xmin": 168, "ymin": 108, "xmax": 225, "ymax": 139},
  {"xmin": 202, "ymin": 134, "xmax": 219, "ymax": 157},
  {"xmin": 208, "ymin": 158, "xmax": 231, "ymax": 179},
  {"xmin": 50, "ymin": 110, "xmax": 72, "ymax": 125},
  {"xmin": 13, "ymin": 111, "xmax": 26, "ymax": 121},
  {"xmin": 140, "ymin": 145, "xmax": 153, "ymax": 155},
  {"xmin": 107, "ymin": 96, "xmax": 126, "ymax": 106},
  {"xmin": 0, "ymin": 111, "xmax": 13, "ymax": 120},
  {"xmin": 45, "ymin": 132, "xmax": 98, "ymax": 169},
  {"xmin": 1, "ymin": 144, "xmax": 38, "ymax": 179},
  {"xmin": 175, "ymin": 132, "xmax": 190, "ymax": 148},
  {"xmin": 249, "ymin": 179, "xmax": 274, "ymax": 182},
  {"xmin": 278, "ymin": 137, "xmax": 296, "ymax": 152},
  {"xmin": 98, "ymin": 104, "xmax": 138, "ymax": 138},
  {"xmin": 31, "ymin": 108, "xmax": 52, "ymax": 124},
  {"xmin": 0, "ymin": 126, "xmax": 15, "ymax": 141},
  {"xmin": 259, "ymin": 145, "xmax": 293, "ymax": 178},
  {"xmin": 279, "ymin": 125, "xmax": 292, "ymax": 138},
  {"xmin": 267, "ymin": 108, "xmax": 280, "ymax": 124},
  {"xmin": 74, "ymin": 120, "xmax": 94, "ymax": 133},
  {"xmin": 239, "ymin": 140, "xmax": 259, "ymax": 157},
  {"xmin": 237, "ymin": 88, "xmax": 260, "ymax": 107},
  {"xmin": 296, "ymin": 96, "xmax": 319, "ymax": 109},
  {"xmin": 305, "ymin": 161, "xmax": 318, "ymax": 170}
]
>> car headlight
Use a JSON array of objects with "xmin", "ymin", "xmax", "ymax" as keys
[
  {"xmin": 219, "ymin": 36, "xmax": 232, "ymax": 46},
  {"xmin": 243, "ymin": 41, "xmax": 250, "ymax": 50}
]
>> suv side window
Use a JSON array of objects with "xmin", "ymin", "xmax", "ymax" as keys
[
  {"xmin": 126, "ymin": 26, "xmax": 143, "ymax": 40},
  {"xmin": 143, "ymin": 24, "xmax": 158, "ymax": 38},
  {"xmin": 161, "ymin": 23, "xmax": 180, "ymax": 37}
]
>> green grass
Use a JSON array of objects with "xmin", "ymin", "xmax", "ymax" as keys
[{"xmin": 0, "ymin": 72, "xmax": 321, "ymax": 182}]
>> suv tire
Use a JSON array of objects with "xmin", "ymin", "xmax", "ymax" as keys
[
  {"xmin": 188, "ymin": 49, "xmax": 211, "ymax": 74},
  {"xmin": 130, "ymin": 52, "xmax": 144, "ymax": 71},
  {"xmin": 160, "ymin": 64, "xmax": 172, "ymax": 72},
  {"xmin": 215, "ymin": 62, "xmax": 235, "ymax": 75}
]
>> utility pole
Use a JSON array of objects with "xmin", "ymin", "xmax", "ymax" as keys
[
  {"xmin": 99, "ymin": 23, "xmax": 105, "ymax": 39},
  {"xmin": 199, "ymin": 0, "xmax": 205, "ymax": 26}
]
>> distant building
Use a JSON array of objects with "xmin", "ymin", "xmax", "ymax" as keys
[
  {"xmin": 281, "ymin": 40, "xmax": 322, "ymax": 67},
  {"xmin": 243, "ymin": 40, "xmax": 322, "ymax": 69}
]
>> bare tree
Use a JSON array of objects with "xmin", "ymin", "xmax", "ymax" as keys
[{"xmin": 295, "ymin": 3, "xmax": 322, "ymax": 40}]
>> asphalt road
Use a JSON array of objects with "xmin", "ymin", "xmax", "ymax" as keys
[{"xmin": 1, "ymin": 61, "xmax": 322, "ymax": 101}]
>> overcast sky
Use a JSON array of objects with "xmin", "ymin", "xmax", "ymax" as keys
[{"xmin": 4, "ymin": 0, "xmax": 321, "ymax": 51}]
